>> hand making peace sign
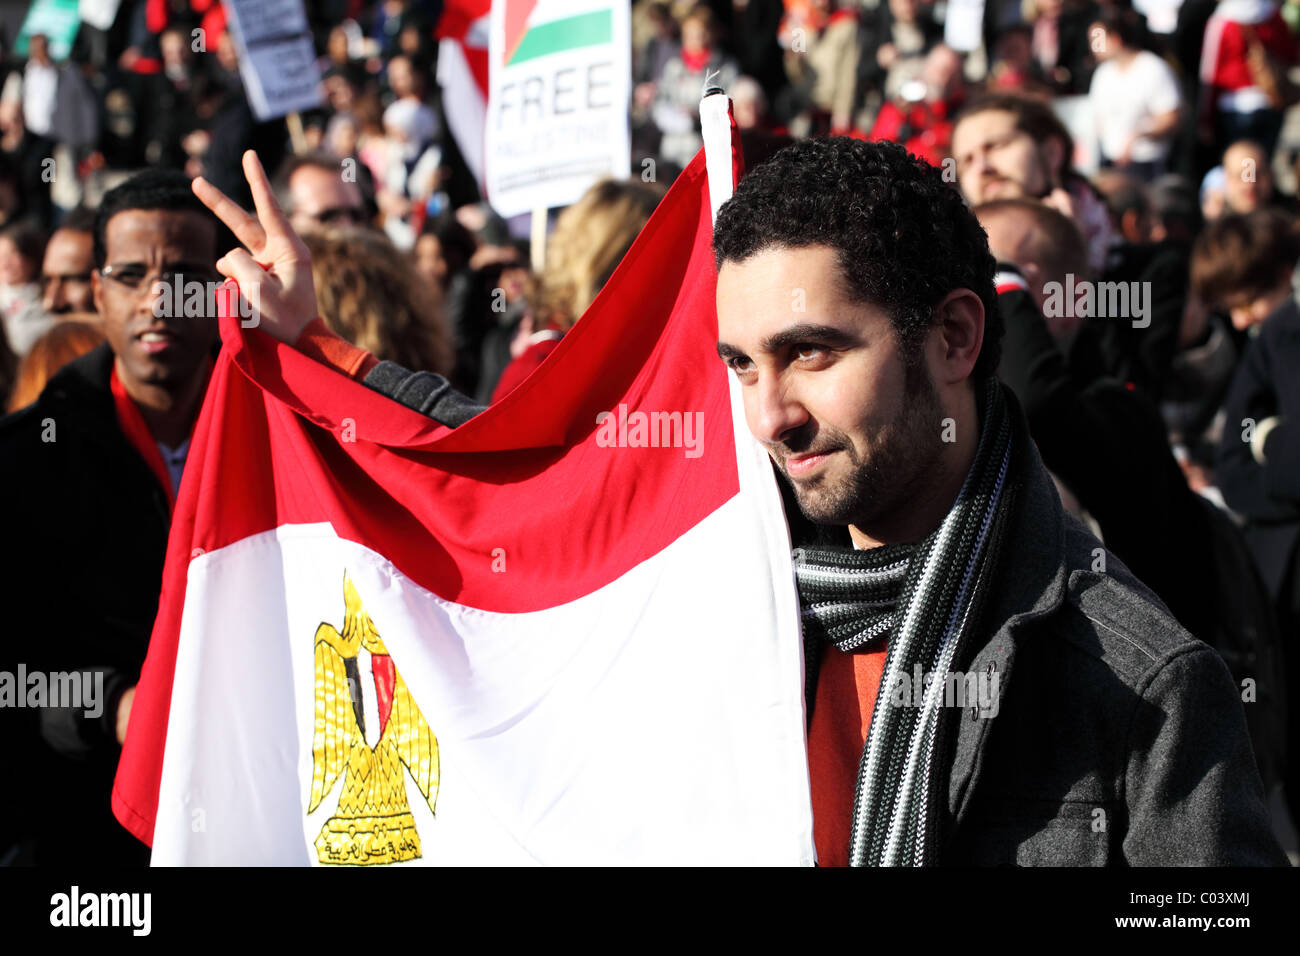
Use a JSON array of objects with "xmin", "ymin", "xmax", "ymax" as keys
[{"xmin": 192, "ymin": 149, "xmax": 319, "ymax": 344}]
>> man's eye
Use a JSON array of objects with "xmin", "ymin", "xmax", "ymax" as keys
[
  {"xmin": 795, "ymin": 345, "xmax": 826, "ymax": 361},
  {"xmin": 728, "ymin": 357, "xmax": 755, "ymax": 375}
]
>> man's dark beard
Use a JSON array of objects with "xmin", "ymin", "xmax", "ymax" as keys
[{"xmin": 775, "ymin": 353, "xmax": 945, "ymax": 532}]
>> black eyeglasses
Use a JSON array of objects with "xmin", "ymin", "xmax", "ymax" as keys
[
  {"xmin": 310, "ymin": 206, "xmax": 367, "ymax": 226},
  {"xmin": 100, "ymin": 262, "xmax": 221, "ymax": 289}
]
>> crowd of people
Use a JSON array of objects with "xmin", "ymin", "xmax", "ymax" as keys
[{"xmin": 1, "ymin": 0, "xmax": 1300, "ymax": 864}]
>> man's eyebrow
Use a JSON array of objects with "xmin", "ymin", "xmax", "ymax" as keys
[
  {"xmin": 716, "ymin": 324, "xmax": 859, "ymax": 361},
  {"xmin": 759, "ymin": 324, "xmax": 858, "ymax": 353}
]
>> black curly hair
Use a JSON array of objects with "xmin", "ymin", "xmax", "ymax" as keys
[
  {"xmin": 712, "ymin": 137, "xmax": 1002, "ymax": 381},
  {"xmin": 93, "ymin": 168, "xmax": 220, "ymax": 270}
]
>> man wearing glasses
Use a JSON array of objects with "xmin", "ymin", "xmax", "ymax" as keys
[
  {"xmin": 39, "ymin": 207, "xmax": 97, "ymax": 317},
  {"xmin": 270, "ymin": 153, "xmax": 372, "ymax": 235},
  {"xmin": 0, "ymin": 169, "xmax": 222, "ymax": 865}
]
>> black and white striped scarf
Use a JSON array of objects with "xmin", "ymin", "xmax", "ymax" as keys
[{"xmin": 793, "ymin": 379, "xmax": 1020, "ymax": 866}]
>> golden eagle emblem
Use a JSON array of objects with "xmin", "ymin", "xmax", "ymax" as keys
[{"xmin": 309, "ymin": 574, "xmax": 439, "ymax": 865}]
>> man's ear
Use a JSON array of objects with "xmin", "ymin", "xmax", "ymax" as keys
[{"xmin": 929, "ymin": 289, "xmax": 985, "ymax": 386}]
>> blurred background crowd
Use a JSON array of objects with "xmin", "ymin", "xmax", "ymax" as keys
[
  {"xmin": 4, "ymin": 0, "xmax": 1300, "ymax": 406},
  {"xmin": 4, "ymin": 0, "xmax": 1300, "ymax": 864}
]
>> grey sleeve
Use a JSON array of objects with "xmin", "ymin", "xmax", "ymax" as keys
[
  {"xmin": 362, "ymin": 361, "xmax": 487, "ymax": 428},
  {"xmin": 1121, "ymin": 645, "xmax": 1288, "ymax": 865}
]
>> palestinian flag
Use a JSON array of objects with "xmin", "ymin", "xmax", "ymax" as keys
[
  {"xmin": 112, "ymin": 102, "xmax": 815, "ymax": 865},
  {"xmin": 499, "ymin": 0, "xmax": 613, "ymax": 66}
]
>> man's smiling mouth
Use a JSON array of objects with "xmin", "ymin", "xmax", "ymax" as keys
[{"xmin": 785, "ymin": 450, "xmax": 835, "ymax": 477}]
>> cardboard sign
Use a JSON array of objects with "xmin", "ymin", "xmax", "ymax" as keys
[
  {"xmin": 485, "ymin": 0, "xmax": 631, "ymax": 217},
  {"xmin": 16, "ymin": 0, "xmax": 82, "ymax": 60},
  {"xmin": 944, "ymin": 0, "xmax": 986, "ymax": 53},
  {"xmin": 222, "ymin": 0, "xmax": 322, "ymax": 120},
  {"xmin": 77, "ymin": 0, "xmax": 122, "ymax": 32}
]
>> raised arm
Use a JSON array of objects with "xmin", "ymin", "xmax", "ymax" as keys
[
  {"xmin": 192, "ymin": 150, "xmax": 484, "ymax": 427},
  {"xmin": 192, "ymin": 149, "xmax": 318, "ymax": 344}
]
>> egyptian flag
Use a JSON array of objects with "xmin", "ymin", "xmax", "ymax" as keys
[{"xmin": 112, "ymin": 95, "xmax": 815, "ymax": 865}]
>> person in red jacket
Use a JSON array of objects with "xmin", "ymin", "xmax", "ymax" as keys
[
  {"xmin": 147, "ymin": 0, "xmax": 227, "ymax": 53},
  {"xmin": 1198, "ymin": 0, "xmax": 1299, "ymax": 157},
  {"xmin": 868, "ymin": 44, "xmax": 966, "ymax": 167}
]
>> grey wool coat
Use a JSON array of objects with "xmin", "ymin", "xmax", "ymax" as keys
[{"xmin": 933, "ymin": 436, "xmax": 1286, "ymax": 866}]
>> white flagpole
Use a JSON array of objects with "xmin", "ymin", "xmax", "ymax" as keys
[
  {"xmin": 699, "ymin": 72, "xmax": 735, "ymax": 225},
  {"xmin": 699, "ymin": 73, "xmax": 814, "ymax": 861}
]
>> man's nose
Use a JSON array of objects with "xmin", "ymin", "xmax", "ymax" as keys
[{"xmin": 748, "ymin": 372, "xmax": 808, "ymax": 446}]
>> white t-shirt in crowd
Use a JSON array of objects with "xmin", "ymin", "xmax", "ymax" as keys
[
  {"xmin": 1133, "ymin": 0, "xmax": 1186, "ymax": 34},
  {"xmin": 1088, "ymin": 50, "xmax": 1182, "ymax": 164},
  {"xmin": 22, "ymin": 61, "xmax": 58, "ymax": 138}
]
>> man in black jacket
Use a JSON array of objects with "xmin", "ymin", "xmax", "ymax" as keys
[
  {"xmin": 976, "ymin": 197, "xmax": 1217, "ymax": 634},
  {"xmin": 0, "ymin": 169, "xmax": 221, "ymax": 864},
  {"xmin": 1212, "ymin": 208, "xmax": 1300, "ymax": 829},
  {"xmin": 953, "ymin": 94, "xmax": 1193, "ymax": 403},
  {"xmin": 978, "ymin": 196, "xmax": 1288, "ymax": 804}
]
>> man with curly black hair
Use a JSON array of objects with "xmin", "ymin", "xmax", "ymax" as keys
[{"xmin": 712, "ymin": 136, "xmax": 1284, "ymax": 866}]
